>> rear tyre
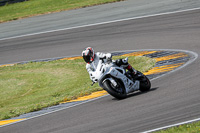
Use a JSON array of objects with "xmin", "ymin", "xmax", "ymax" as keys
[
  {"xmin": 139, "ymin": 75, "xmax": 151, "ymax": 92},
  {"xmin": 103, "ymin": 80, "xmax": 127, "ymax": 99}
]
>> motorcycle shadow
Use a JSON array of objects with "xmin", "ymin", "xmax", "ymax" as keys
[{"xmin": 112, "ymin": 87, "xmax": 159, "ymax": 101}]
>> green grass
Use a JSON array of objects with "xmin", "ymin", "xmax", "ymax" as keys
[
  {"xmin": 0, "ymin": 0, "xmax": 124, "ymax": 23},
  {"xmin": 154, "ymin": 121, "xmax": 200, "ymax": 133},
  {"xmin": 0, "ymin": 55, "xmax": 155, "ymax": 120}
]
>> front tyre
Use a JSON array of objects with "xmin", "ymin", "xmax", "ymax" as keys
[{"xmin": 103, "ymin": 80, "xmax": 127, "ymax": 99}]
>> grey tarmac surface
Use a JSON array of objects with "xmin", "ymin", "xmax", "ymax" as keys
[
  {"xmin": 1, "ymin": 0, "xmax": 200, "ymax": 39},
  {"xmin": 0, "ymin": 8, "xmax": 200, "ymax": 133}
]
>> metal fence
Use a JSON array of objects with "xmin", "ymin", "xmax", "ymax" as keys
[{"xmin": 0, "ymin": 0, "xmax": 28, "ymax": 6}]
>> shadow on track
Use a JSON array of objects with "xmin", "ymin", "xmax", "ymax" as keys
[{"xmin": 111, "ymin": 87, "xmax": 159, "ymax": 101}]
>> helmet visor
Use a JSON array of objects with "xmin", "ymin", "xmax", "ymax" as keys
[{"xmin": 83, "ymin": 56, "xmax": 91, "ymax": 63}]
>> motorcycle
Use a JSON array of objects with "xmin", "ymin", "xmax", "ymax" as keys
[{"xmin": 90, "ymin": 57, "xmax": 151, "ymax": 99}]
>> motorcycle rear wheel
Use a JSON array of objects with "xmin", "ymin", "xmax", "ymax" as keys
[
  {"xmin": 103, "ymin": 80, "xmax": 127, "ymax": 100},
  {"xmin": 139, "ymin": 75, "xmax": 151, "ymax": 92}
]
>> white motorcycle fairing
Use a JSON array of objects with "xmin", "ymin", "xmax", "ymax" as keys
[
  {"xmin": 90, "ymin": 59, "xmax": 140, "ymax": 95},
  {"xmin": 102, "ymin": 67, "xmax": 140, "ymax": 94}
]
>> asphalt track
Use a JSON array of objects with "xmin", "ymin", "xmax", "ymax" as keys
[
  {"xmin": 0, "ymin": 7, "xmax": 200, "ymax": 133},
  {"xmin": 1, "ymin": 0, "xmax": 200, "ymax": 40}
]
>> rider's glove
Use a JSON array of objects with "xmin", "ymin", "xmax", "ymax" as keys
[
  {"xmin": 106, "ymin": 53, "xmax": 112, "ymax": 63},
  {"xmin": 107, "ymin": 57, "xmax": 112, "ymax": 63}
]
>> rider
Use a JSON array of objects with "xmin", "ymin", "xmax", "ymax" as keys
[{"xmin": 82, "ymin": 47, "xmax": 138, "ymax": 82}]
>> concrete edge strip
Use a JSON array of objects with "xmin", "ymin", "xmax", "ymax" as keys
[
  {"xmin": 0, "ymin": 49, "xmax": 198, "ymax": 128},
  {"xmin": 0, "ymin": 94, "xmax": 109, "ymax": 128},
  {"xmin": 1, "ymin": 7, "xmax": 200, "ymax": 41}
]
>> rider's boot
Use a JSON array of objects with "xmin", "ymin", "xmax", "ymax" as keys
[
  {"xmin": 126, "ymin": 64, "xmax": 137, "ymax": 79},
  {"xmin": 116, "ymin": 57, "xmax": 140, "ymax": 80}
]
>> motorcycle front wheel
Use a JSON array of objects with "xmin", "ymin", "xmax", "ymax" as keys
[{"xmin": 103, "ymin": 80, "xmax": 127, "ymax": 99}]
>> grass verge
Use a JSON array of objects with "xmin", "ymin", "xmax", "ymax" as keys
[
  {"xmin": 154, "ymin": 121, "xmax": 200, "ymax": 133},
  {"xmin": 0, "ymin": 55, "xmax": 155, "ymax": 120},
  {"xmin": 0, "ymin": 0, "xmax": 124, "ymax": 23}
]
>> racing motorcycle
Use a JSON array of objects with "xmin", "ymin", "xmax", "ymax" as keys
[{"xmin": 90, "ymin": 57, "xmax": 151, "ymax": 99}]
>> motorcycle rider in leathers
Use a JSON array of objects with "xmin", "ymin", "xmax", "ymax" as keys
[{"xmin": 82, "ymin": 47, "xmax": 138, "ymax": 84}]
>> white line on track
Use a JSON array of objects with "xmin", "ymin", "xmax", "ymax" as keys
[
  {"xmin": 143, "ymin": 118, "xmax": 200, "ymax": 133},
  {"xmin": 1, "ymin": 7, "xmax": 200, "ymax": 41}
]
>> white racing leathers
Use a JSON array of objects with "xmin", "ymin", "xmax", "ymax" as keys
[{"xmin": 86, "ymin": 52, "xmax": 112, "ymax": 81}]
